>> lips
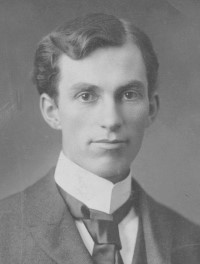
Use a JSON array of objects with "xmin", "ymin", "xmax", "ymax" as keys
[
  {"xmin": 92, "ymin": 139, "xmax": 128, "ymax": 150},
  {"xmin": 94, "ymin": 139, "xmax": 127, "ymax": 144}
]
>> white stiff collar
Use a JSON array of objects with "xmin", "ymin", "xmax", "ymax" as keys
[{"xmin": 54, "ymin": 152, "xmax": 132, "ymax": 214}]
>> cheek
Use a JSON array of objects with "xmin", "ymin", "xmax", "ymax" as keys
[
  {"xmin": 59, "ymin": 110, "xmax": 89, "ymax": 142},
  {"xmin": 126, "ymin": 104, "xmax": 149, "ymax": 129}
]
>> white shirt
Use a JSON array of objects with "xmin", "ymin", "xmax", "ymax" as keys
[{"xmin": 55, "ymin": 152, "xmax": 139, "ymax": 264}]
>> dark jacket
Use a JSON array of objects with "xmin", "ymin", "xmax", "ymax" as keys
[{"xmin": 0, "ymin": 168, "xmax": 200, "ymax": 264}]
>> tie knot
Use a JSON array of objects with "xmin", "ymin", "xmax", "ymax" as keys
[
  {"xmin": 81, "ymin": 205, "xmax": 114, "ymax": 221},
  {"xmin": 82, "ymin": 193, "xmax": 134, "ymax": 248}
]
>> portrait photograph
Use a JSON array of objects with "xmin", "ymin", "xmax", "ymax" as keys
[{"xmin": 0, "ymin": 0, "xmax": 200, "ymax": 263}]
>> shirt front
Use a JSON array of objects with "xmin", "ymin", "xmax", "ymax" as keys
[{"xmin": 55, "ymin": 152, "xmax": 139, "ymax": 264}]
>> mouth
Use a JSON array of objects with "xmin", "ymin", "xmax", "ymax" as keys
[
  {"xmin": 94, "ymin": 139, "xmax": 127, "ymax": 144},
  {"xmin": 92, "ymin": 139, "xmax": 128, "ymax": 149}
]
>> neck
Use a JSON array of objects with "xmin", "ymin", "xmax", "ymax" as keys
[
  {"xmin": 105, "ymin": 168, "xmax": 131, "ymax": 184},
  {"xmin": 54, "ymin": 151, "xmax": 132, "ymax": 213}
]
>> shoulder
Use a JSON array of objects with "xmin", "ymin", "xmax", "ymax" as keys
[
  {"xmin": 0, "ymin": 191, "xmax": 23, "ymax": 225},
  {"xmin": 143, "ymin": 191, "xmax": 200, "ymax": 262},
  {"xmin": 0, "ymin": 169, "xmax": 56, "ymax": 258},
  {"xmin": 0, "ymin": 168, "xmax": 55, "ymax": 226},
  {"xmin": 145, "ymin": 192, "xmax": 200, "ymax": 235},
  {"xmin": 0, "ymin": 191, "xmax": 27, "ymax": 259},
  {"xmin": 134, "ymin": 179, "xmax": 200, "ymax": 235}
]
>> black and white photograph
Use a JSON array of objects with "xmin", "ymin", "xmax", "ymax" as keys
[{"xmin": 0, "ymin": 0, "xmax": 200, "ymax": 263}]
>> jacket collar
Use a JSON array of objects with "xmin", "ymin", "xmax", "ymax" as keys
[{"xmin": 23, "ymin": 169, "xmax": 172, "ymax": 264}]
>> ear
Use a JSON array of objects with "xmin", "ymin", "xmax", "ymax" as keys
[
  {"xmin": 146, "ymin": 93, "xmax": 159, "ymax": 127},
  {"xmin": 40, "ymin": 93, "xmax": 61, "ymax": 130}
]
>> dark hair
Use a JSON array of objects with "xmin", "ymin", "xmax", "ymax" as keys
[{"xmin": 32, "ymin": 13, "xmax": 159, "ymax": 100}]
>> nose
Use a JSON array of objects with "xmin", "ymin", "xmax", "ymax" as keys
[{"xmin": 100, "ymin": 99, "xmax": 123, "ymax": 132}]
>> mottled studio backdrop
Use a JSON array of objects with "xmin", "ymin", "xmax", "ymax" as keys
[{"xmin": 0, "ymin": 0, "xmax": 200, "ymax": 224}]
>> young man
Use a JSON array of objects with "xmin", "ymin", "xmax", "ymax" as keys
[{"xmin": 0, "ymin": 13, "xmax": 200, "ymax": 264}]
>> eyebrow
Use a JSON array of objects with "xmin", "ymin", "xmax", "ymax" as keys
[
  {"xmin": 115, "ymin": 80, "xmax": 146, "ymax": 96},
  {"xmin": 118, "ymin": 80, "xmax": 145, "ymax": 90},
  {"xmin": 70, "ymin": 80, "xmax": 146, "ymax": 94},
  {"xmin": 70, "ymin": 83, "xmax": 98, "ymax": 93}
]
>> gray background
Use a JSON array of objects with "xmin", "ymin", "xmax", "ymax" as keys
[{"xmin": 0, "ymin": 0, "xmax": 200, "ymax": 224}]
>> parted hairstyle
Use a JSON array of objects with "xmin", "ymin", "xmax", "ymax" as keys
[{"xmin": 32, "ymin": 13, "xmax": 159, "ymax": 100}]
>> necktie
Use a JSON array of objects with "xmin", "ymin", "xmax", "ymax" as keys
[{"xmin": 57, "ymin": 185, "xmax": 136, "ymax": 264}]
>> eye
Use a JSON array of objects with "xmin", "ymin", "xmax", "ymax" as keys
[
  {"xmin": 122, "ymin": 90, "xmax": 139, "ymax": 101},
  {"xmin": 77, "ymin": 91, "xmax": 98, "ymax": 102}
]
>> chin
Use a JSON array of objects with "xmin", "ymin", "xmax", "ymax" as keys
[{"xmin": 93, "ymin": 163, "xmax": 130, "ymax": 183}]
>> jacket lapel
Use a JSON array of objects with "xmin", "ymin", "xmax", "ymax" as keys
[
  {"xmin": 23, "ymin": 169, "xmax": 93, "ymax": 264},
  {"xmin": 138, "ymin": 186, "xmax": 172, "ymax": 264}
]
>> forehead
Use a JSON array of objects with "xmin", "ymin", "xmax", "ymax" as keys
[{"xmin": 57, "ymin": 41, "xmax": 147, "ymax": 91}]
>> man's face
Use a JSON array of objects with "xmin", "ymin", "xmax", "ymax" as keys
[{"xmin": 53, "ymin": 42, "xmax": 154, "ymax": 182}]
